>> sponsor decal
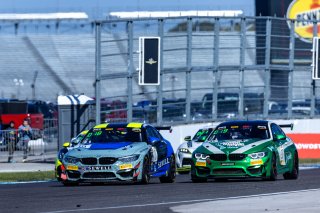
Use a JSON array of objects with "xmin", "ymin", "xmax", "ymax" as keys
[
  {"xmin": 220, "ymin": 141, "xmax": 245, "ymax": 148},
  {"xmin": 287, "ymin": 0, "xmax": 320, "ymax": 42},
  {"xmin": 221, "ymin": 162, "xmax": 235, "ymax": 166},
  {"xmin": 277, "ymin": 145, "xmax": 286, "ymax": 166},
  {"xmin": 132, "ymin": 128, "xmax": 141, "ymax": 132},
  {"xmin": 196, "ymin": 161, "xmax": 206, "ymax": 167},
  {"xmin": 67, "ymin": 165, "xmax": 78, "ymax": 171},
  {"xmin": 157, "ymin": 158, "xmax": 170, "ymax": 168},
  {"xmin": 85, "ymin": 166, "xmax": 111, "ymax": 171},
  {"xmin": 287, "ymin": 134, "xmax": 320, "ymax": 158},
  {"xmin": 79, "ymin": 144, "xmax": 91, "ymax": 149},
  {"xmin": 257, "ymin": 126, "xmax": 267, "ymax": 130},
  {"xmin": 250, "ymin": 159, "xmax": 263, "ymax": 166},
  {"xmin": 119, "ymin": 164, "xmax": 133, "ymax": 170}
]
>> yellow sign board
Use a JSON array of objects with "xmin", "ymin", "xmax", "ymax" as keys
[{"xmin": 287, "ymin": 0, "xmax": 320, "ymax": 42}]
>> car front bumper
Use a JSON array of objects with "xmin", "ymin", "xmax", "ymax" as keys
[
  {"xmin": 191, "ymin": 156, "xmax": 270, "ymax": 179},
  {"xmin": 61, "ymin": 161, "xmax": 142, "ymax": 182},
  {"xmin": 176, "ymin": 151, "xmax": 193, "ymax": 172}
]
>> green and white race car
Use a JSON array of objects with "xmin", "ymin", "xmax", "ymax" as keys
[{"xmin": 191, "ymin": 120, "xmax": 299, "ymax": 182}]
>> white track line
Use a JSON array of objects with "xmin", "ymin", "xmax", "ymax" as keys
[{"xmin": 41, "ymin": 188, "xmax": 320, "ymax": 213}]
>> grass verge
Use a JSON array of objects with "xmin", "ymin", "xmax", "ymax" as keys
[
  {"xmin": 0, "ymin": 171, "xmax": 55, "ymax": 182},
  {"xmin": 299, "ymin": 159, "xmax": 320, "ymax": 164}
]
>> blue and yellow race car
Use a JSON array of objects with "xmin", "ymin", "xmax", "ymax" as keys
[
  {"xmin": 58, "ymin": 122, "xmax": 176, "ymax": 185},
  {"xmin": 55, "ymin": 130, "xmax": 89, "ymax": 181}
]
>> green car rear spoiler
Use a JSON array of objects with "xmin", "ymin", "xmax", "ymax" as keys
[{"xmin": 279, "ymin": 124, "xmax": 294, "ymax": 130}]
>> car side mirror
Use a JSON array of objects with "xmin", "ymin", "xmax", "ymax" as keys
[
  {"xmin": 273, "ymin": 134, "xmax": 286, "ymax": 141},
  {"xmin": 70, "ymin": 137, "xmax": 78, "ymax": 146},
  {"xmin": 148, "ymin": 136, "xmax": 160, "ymax": 145},
  {"xmin": 184, "ymin": 136, "xmax": 192, "ymax": 141},
  {"xmin": 63, "ymin": 142, "xmax": 70, "ymax": 148}
]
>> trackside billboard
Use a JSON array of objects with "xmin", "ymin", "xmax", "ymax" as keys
[{"xmin": 287, "ymin": 134, "xmax": 320, "ymax": 158}]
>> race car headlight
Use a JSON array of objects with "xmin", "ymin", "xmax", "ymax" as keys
[
  {"xmin": 64, "ymin": 156, "xmax": 80, "ymax": 164},
  {"xmin": 118, "ymin": 155, "xmax": 140, "ymax": 163},
  {"xmin": 179, "ymin": 148, "xmax": 191, "ymax": 154},
  {"xmin": 194, "ymin": 153, "xmax": 209, "ymax": 160},
  {"xmin": 248, "ymin": 152, "xmax": 266, "ymax": 159}
]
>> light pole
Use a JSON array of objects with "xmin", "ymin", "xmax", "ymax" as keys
[
  {"xmin": 31, "ymin": 71, "xmax": 38, "ymax": 100},
  {"xmin": 13, "ymin": 78, "xmax": 24, "ymax": 99}
]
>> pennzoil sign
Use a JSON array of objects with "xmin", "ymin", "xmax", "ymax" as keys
[{"xmin": 287, "ymin": 0, "xmax": 320, "ymax": 42}]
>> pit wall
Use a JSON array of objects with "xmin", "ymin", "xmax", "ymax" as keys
[{"xmin": 160, "ymin": 119, "xmax": 320, "ymax": 159}]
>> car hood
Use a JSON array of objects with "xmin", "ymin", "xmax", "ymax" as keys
[
  {"xmin": 65, "ymin": 142, "xmax": 148, "ymax": 158},
  {"xmin": 178, "ymin": 140, "xmax": 204, "ymax": 152},
  {"xmin": 201, "ymin": 138, "xmax": 272, "ymax": 154}
]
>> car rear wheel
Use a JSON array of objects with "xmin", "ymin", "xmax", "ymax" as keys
[
  {"xmin": 283, "ymin": 151, "xmax": 299, "ymax": 180},
  {"xmin": 140, "ymin": 156, "xmax": 150, "ymax": 184},
  {"xmin": 159, "ymin": 155, "xmax": 176, "ymax": 183}
]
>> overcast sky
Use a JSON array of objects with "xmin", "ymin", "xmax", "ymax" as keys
[{"xmin": 0, "ymin": 0, "xmax": 254, "ymax": 19}]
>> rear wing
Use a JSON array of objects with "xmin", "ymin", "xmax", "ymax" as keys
[
  {"xmin": 279, "ymin": 124, "xmax": 294, "ymax": 130},
  {"xmin": 155, "ymin": 126, "xmax": 172, "ymax": 133}
]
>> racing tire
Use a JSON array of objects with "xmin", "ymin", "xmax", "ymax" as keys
[
  {"xmin": 266, "ymin": 153, "xmax": 277, "ymax": 181},
  {"xmin": 159, "ymin": 155, "xmax": 176, "ymax": 183},
  {"xmin": 140, "ymin": 156, "xmax": 150, "ymax": 184},
  {"xmin": 191, "ymin": 174, "xmax": 207, "ymax": 183},
  {"xmin": 283, "ymin": 151, "xmax": 299, "ymax": 180}
]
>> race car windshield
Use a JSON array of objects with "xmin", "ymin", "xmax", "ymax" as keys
[
  {"xmin": 208, "ymin": 124, "xmax": 270, "ymax": 142},
  {"xmin": 192, "ymin": 128, "xmax": 213, "ymax": 142},
  {"xmin": 81, "ymin": 127, "xmax": 143, "ymax": 144}
]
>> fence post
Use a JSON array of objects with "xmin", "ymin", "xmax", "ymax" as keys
[
  {"xmin": 212, "ymin": 18, "xmax": 220, "ymax": 120},
  {"xmin": 311, "ymin": 21, "xmax": 317, "ymax": 118},
  {"xmin": 157, "ymin": 19, "xmax": 164, "ymax": 125},
  {"xmin": 263, "ymin": 18, "xmax": 271, "ymax": 119},
  {"xmin": 127, "ymin": 21, "xmax": 134, "ymax": 122},
  {"xmin": 186, "ymin": 18, "xmax": 192, "ymax": 123},
  {"xmin": 95, "ymin": 21, "xmax": 101, "ymax": 124},
  {"xmin": 288, "ymin": 20, "xmax": 295, "ymax": 119},
  {"xmin": 239, "ymin": 17, "xmax": 246, "ymax": 119}
]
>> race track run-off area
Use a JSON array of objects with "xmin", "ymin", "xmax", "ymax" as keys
[{"xmin": 0, "ymin": 169, "xmax": 319, "ymax": 213}]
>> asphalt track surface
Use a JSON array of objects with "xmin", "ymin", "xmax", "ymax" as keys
[{"xmin": 0, "ymin": 169, "xmax": 320, "ymax": 213}]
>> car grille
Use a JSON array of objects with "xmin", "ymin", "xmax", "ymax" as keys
[
  {"xmin": 182, "ymin": 158, "xmax": 192, "ymax": 166},
  {"xmin": 81, "ymin": 158, "xmax": 97, "ymax": 165},
  {"xmin": 82, "ymin": 172, "xmax": 116, "ymax": 179},
  {"xmin": 209, "ymin": 154, "xmax": 227, "ymax": 161},
  {"xmin": 213, "ymin": 168, "xmax": 246, "ymax": 176},
  {"xmin": 247, "ymin": 167, "xmax": 262, "ymax": 175},
  {"xmin": 67, "ymin": 171, "xmax": 81, "ymax": 179},
  {"xmin": 229, "ymin": 154, "xmax": 247, "ymax": 161},
  {"xmin": 99, "ymin": 157, "xmax": 117, "ymax": 165},
  {"xmin": 196, "ymin": 167, "xmax": 211, "ymax": 175}
]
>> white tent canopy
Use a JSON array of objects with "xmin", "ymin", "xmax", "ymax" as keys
[
  {"xmin": 109, "ymin": 10, "xmax": 243, "ymax": 19},
  {"xmin": 0, "ymin": 12, "xmax": 88, "ymax": 21}
]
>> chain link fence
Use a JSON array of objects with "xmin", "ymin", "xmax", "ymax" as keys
[
  {"xmin": 96, "ymin": 16, "xmax": 320, "ymax": 125},
  {"xmin": 0, "ymin": 16, "xmax": 319, "ymax": 128}
]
